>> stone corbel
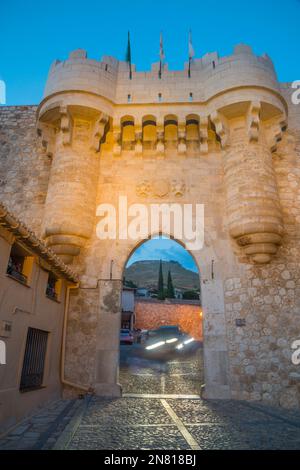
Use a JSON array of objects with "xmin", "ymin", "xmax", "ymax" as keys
[
  {"xmin": 43, "ymin": 138, "xmax": 55, "ymax": 158},
  {"xmin": 247, "ymin": 101, "xmax": 261, "ymax": 143},
  {"xmin": 265, "ymin": 119, "xmax": 287, "ymax": 153},
  {"xmin": 210, "ymin": 111, "xmax": 229, "ymax": 148},
  {"xmin": 113, "ymin": 125, "xmax": 121, "ymax": 156},
  {"xmin": 59, "ymin": 106, "xmax": 73, "ymax": 146},
  {"xmin": 178, "ymin": 121, "xmax": 187, "ymax": 155},
  {"xmin": 156, "ymin": 120, "xmax": 165, "ymax": 155},
  {"xmin": 135, "ymin": 120, "xmax": 143, "ymax": 156},
  {"xmin": 91, "ymin": 113, "xmax": 109, "ymax": 152},
  {"xmin": 37, "ymin": 123, "xmax": 55, "ymax": 158},
  {"xmin": 199, "ymin": 117, "xmax": 209, "ymax": 154}
]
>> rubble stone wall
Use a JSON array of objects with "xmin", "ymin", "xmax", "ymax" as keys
[{"xmin": 134, "ymin": 300, "xmax": 203, "ymax": 340}]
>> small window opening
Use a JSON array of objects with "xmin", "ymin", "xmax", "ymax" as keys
[
  {"xmin": 46, "ymin": 273, "xmax": 61, "ymax": 301},
  {"xmin": 7, "ymin": 243, "xmax": 33, "ymax": 285}
]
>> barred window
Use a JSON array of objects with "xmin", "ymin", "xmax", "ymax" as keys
[
  {"xmin": 46, "ymin": 273, "xmax": 61, "ymax": 301},
  {"xmin": 7, "ymin": 243, "xmax": 33, "ymax": 285},
  {"xmin": 20, "ymin": 328, "xmax": 49, "ymax": 392}
]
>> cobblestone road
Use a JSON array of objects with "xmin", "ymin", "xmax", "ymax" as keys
[
  {"xmin": 1, "ymin": 396, "xmax": 300, "ymax": 450},
  {"xmin": 1, "ymin": 345, "xmax": 300, "ymax": 450}
]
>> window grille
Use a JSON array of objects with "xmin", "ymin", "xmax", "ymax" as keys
[{"xmin": 20, "ymin": 328, "xmax": 48, "ymax": 392}]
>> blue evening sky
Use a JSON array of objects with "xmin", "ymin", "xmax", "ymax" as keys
[
  {"xmin": 126, "ymin": 237, "xmax": 199, "ymax": 272},
  {"xmin": 1, "ymin": 0, "xmax": 299, "ymax": 105}
]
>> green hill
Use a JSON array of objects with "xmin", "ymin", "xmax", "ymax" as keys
[{"xmin": 124, "ymin": 260, "xmax": 200, "ymax": 291}]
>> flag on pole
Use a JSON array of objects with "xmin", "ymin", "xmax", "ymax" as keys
[
  {"xmin": 188, "ymin": 30, "xmax": 195, "ymax": 78},
  {"xmin": 126, "ymin": 31, "xmax": 132, "ymax": 80},
  {"xmin": 159, "ymin": 32, "xmax": 165, "ymax": 79}
]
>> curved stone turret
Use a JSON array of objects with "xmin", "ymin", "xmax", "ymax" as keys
[
  {"xmin": 224, "ymin": 138, "xmax": 284, "ymax": 264},
  {"xmin": 211, "ymin": 100, "xmax": 286, "ymax": 263},
  {"xmin": 37, "ymin": 49, "xmax": 113, "ymax": 263},
  {"xmin": 44, "ymin": 49, "xmax": 119, "ymax": 101},
  {"xmin": 38, "ymin": 104, "xmax": 109, "ymax": 264}
]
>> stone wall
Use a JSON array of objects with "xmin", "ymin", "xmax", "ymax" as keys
[
  {"xmin": 134, "ymin": 299, "xmax": 203, "ymax": 340},
  {"xmin": 223, "ymin": 91, "xmax": 300, "ymax": 408},
  {"xmin": 64, "ymin": 288, "xmax": 98, "ymax": 389},
  {"xmin": 0, "ymin": 106, "xmax": 49, "ymax": 235}
]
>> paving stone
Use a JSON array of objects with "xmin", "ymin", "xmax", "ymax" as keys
[
  {"xmin": 2, "ymin": 397, "xmax": 300, "ymax": 450},
  {"xmin": 119, "ymin": 346, "xmax": 203, "ymax": 395},
  {"xmin": 82, "ymin": 398, "xmax": 173, "ymax": 426},
  {"xmin": 67, "ymin": 425, "xmax": 190, "ymax": 450},
  {"xmin": 9, "ymin": 424, "xmax": 31, "ymax": 436},
  {"xmin": 169, "ymin": 399, "xmax": 285, "ymax": 425}
]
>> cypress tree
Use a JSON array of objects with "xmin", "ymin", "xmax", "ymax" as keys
[
  {"xmin": 167, "ymin": 270, "xmax": 175, "ymax": 298},
  {"xmin": 157, "ymin": 260, "xmax": 165, "ymax": 300}
]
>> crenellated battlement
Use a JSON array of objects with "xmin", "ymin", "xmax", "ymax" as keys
[{"xmin": 43, "ymin": 44, "xmax": 279, "ymax": 106}]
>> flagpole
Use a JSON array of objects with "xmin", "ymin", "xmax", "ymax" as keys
[
  {"xmin": 126, "ymin": 31, "xmax": 132, "ymax": 80},
  {"xmin": 159, "ymin": 32, "xmax": 164, "ymax": 79},
  {"xmin": 188, "ymin": 29, "xmax": 194, "ymax": 79},
  {"xmin": 129, "ymin": 31, "xmax": 132, "ymax": 80}
]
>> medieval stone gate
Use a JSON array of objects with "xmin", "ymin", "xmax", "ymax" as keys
[{"xmin": 1, "ymin": 43, "xmax": 300, "ymax": 407}]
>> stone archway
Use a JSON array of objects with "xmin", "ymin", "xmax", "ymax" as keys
[{"xmin": 93, "ymin": 231, "xmax": 231, "ymax": 400}]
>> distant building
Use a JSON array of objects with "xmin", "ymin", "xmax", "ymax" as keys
[
  {"xmin": 148, "ymin": 288, "xmax": 158, "ymax": 298},
  {"xmin": 121, "ymin": 288, "xmax": 135, "ymax": 329},
  {"xmin": 174, "ymin": 288, "xmax": 183, "ymax": 299},
  {"xmin": 135, "ymin": 287, "xmax": 150, "ymax": 298}
]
